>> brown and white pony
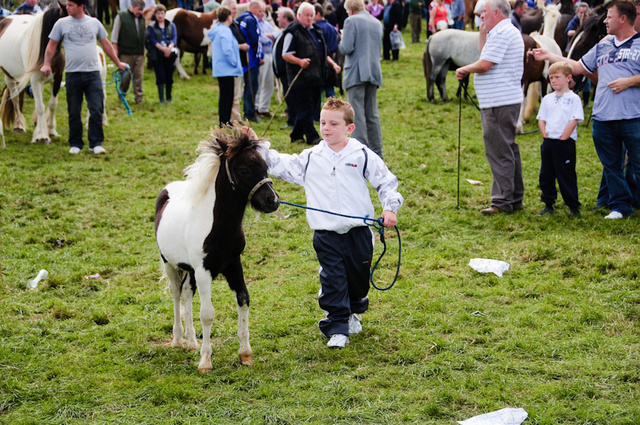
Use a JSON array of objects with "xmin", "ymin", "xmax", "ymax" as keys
[
  {"xmin": 165, "ymin": 8, "xmax": 219, "ymax": 80},
  {"xmin": 155, "ymin": 127, "xmax": 280, "ymax": 372},
  {"xmin": 0, "ymin": 4, "xmax": 67, "ymax": 146}
]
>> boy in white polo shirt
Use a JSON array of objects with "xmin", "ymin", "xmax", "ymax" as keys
[{"xmin": 536, "ymin": 61, "xmax": 584, "ymax": 216}]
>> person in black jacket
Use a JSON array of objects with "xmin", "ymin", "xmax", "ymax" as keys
[
  {"xmin": 382, "ymin": 0, "xmax": 403, "ymax": 60},
  {"xmin": 281, "ymin": 2, "xmax": 341, "ymax": 144}
]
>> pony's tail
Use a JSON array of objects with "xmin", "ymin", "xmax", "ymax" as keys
[{"xmin": 0, "ymin": 86, "xmax": 16, "ymax": 129}]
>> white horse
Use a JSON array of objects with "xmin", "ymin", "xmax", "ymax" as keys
[
  {"xmin": 155, "ymin": 128, "xmax": 279, "ymax": 372},
  {"xmin": 0, "ymin": 4, "xmax": 67, "ymax": 145},
  {"xmin": 423, "ymin": 29, "xmax": 480, "ymax": 103}
]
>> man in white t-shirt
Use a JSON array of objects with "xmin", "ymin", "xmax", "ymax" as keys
[{"xmin": 456, "ymin": 0, "xmax": 525, "ymax": 215}]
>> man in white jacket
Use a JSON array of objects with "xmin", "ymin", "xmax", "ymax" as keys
[{"xmin": 250, "ymin": 98, "xmax": 403, "ymax": 349}]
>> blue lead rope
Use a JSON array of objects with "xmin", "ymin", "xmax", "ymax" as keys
[
  {"xmin": 107, "ymin": 67, "xmax": 132, "ymax": 116},
  {"xmin": 279, "ymin": 200, "xmax": 401, "ymax": 291}
]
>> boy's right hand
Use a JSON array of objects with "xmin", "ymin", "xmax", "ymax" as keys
[{"xmin": 241, "ymin": 126, "xmax": 259, "ymax": 140}]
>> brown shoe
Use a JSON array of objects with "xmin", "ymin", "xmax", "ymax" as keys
[{"xmin": 481, "ymin": 206, "xmax": 505, "ymax": 216}]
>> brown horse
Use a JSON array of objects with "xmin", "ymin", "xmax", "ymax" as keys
[{"xmin": 166, "ymin": 8, "xmax": 218, "ymax": 80}]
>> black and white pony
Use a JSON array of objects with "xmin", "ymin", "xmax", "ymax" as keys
[{"xmin": 154, "ymin": 127, "xmax": 280, "ymax": 372}]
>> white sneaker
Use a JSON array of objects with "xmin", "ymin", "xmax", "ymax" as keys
[
  {"xmin": 327, "ymin": 334, "xmax": 348, "ymax": 349},
  {"xmin": 348, "ymin": 313, "xmax": 362, "ymax": 335},
  {"xmin": 89, "ymin": 146, "xmax": 106, "ymax": 154},
  {"xmin": 605, "ymin": 211, "xmax": 624, "ymax": 219},
  {"xmin": 69, "ymin": 147, "xmax": 81, "ymax": 154}
]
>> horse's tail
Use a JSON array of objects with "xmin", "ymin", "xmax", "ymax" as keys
[
  {"xmin": 0, "ymin": 86, "xmax": 17, "ymax": 129},
  {"xmin": 424, "ymin": 38, "xmax": 433, "ymax": 82}
]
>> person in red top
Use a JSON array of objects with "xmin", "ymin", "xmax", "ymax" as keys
[{"xmin": 430, "ymin": 0, "xmax": 449, "ymax": 32}]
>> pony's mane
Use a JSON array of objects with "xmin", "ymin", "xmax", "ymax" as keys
[
  {"xmin": 183, "ymin": 127, "xmax": 259, "ymax": 198},
  {"xmin": 570, "ymin": 13, "xmax": 607, "ymax": 60}
]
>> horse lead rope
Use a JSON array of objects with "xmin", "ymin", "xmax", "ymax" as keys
[
  {"xmin": 279, "ymin": 200, "xmax": 401, "ymax": 291},
  {"xmin": 107, "ymin": 67, "xmax": 133, "ymax": 116}
]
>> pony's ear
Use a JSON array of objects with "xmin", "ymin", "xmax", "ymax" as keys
[{"xmin": 215, "ymin": 138, "xmax": 228, "ymax": 156}]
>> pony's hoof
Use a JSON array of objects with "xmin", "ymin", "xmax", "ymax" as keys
[
  {"xmin": 186, "ymin": 340, "xmax": 199, "ymax": 351},
  {"xmin": 170, "ymin": 338, "xmax": 185, "ymax": 348},
  {"xmin": 239, "ymin": 354, "xmax": 253, "ymax": 366},
  {"xmin": 12, "ymin": 128, "xmax": 25, "ymax": 134},
  {"xmin": 198, "ymin": 359, "xmax": 213, "ymax": 373}
]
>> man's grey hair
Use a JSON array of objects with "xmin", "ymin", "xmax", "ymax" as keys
[
  {"xmin": 131, "ymin": 0, "xmax": 145, "ymax": 9},
  {"xmin": 221, "ymin": 0, "xmax": 237, "ymax": 7},
  {"xmin": 487, "ymin": 0, "xmax": 511, "ymax": 17},
  {"xmin": 297, "ymin": 1, "xmax": 314, "ymax": 17}
]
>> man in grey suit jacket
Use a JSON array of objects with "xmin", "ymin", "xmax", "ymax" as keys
[{"xmin": 338, "ymin": 0, "xmax": 384, "ymax": 158}]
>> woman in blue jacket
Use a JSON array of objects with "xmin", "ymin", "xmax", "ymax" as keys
[{"xmin": 209, "ymin": 6, "xmax": 244, "ymax": 126}]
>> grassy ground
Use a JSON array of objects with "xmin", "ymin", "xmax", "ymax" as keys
[{"xmin": 1, "ymin": 29, "xmax": 639, "ymax": 424}]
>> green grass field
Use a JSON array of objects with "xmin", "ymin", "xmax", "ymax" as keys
[{"xmin": 1, "ymin": 29, "xmax": 639, "ymax": 424}]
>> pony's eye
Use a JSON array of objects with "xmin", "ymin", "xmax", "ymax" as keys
[{"xmin": 238, "ymin": 167, "xmax": 250, "ymax": 176}]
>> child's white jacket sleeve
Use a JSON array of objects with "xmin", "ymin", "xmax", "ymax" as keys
[
  {"xmin": 366, "ymin": 149, "xmax": 404, "ymax": 214},
  {"xmin": 257, "ymin": 141, "xmax": 309, "ymax": 186}
]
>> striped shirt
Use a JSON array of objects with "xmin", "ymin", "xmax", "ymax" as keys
[{"xmin": 475, "ymin": 18, "xmax": 524, "ymax": 109}]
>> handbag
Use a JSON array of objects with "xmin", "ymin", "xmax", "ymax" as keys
[{"xmin": 389, "ymin": 30, "xmax": 405, "ymax": 50}]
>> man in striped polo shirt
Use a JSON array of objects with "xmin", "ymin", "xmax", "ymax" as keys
[{"xmin": 456, "ymin": 0, "xmax": 525, "ymax": 215}]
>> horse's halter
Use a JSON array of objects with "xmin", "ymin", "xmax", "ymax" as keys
[{"xmin": 224, "ymin": 157, "xmax": 273, "ymax": 202}]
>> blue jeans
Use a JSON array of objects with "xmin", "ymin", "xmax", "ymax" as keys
[
  {"xmin": 243, "ymin": 66, "xmax": 260, "ymax": 119},
  {"xmin": 593, "ymin": 118, "xmax": 640, "ymax": 216},
  {"xmin": 66, "ymin": 72, "xmax": 104, "ymax": 149}
]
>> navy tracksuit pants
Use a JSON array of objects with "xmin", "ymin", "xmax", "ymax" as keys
[
  {"xmin": 313, "ymin": 227, "xmax": 373, "ymax": 338},
  {"xmin": 539, "ymin": 138, "xmax": 581, "ymax": 209}
]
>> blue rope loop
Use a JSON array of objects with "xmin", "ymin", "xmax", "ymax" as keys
[
  {"xmin": 279, "ymin": 200, "xmax": 401, "ymax": 291},
  {"xmin": 107, "ymin": 66, "xmax": 133, "ymax": 116}
]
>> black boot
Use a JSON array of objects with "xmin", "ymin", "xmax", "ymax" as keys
[
  {"xmin": 166, "ymin": 83, "xmax": 172, "ymax": 103},
  {"xmin": 157, "ymin": 84, "xmax": 165, "ymax": 104}
]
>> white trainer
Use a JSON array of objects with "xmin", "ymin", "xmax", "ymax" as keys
[
  {"xmin": 605, "ymin": 211, "xmax": 624, "ymax": 219},
  {"xmin": 89, "ymin": 146, "xmax": 106, "ymax": 154},
  {"xmin": 327, "ymin": 334, "xmax": 349, "ymax": 349},
  {"xmin": 348, "ymin": 313, "xmax": 362, "ymax": 335},
  {"xmin": 69, "ymin": 146, "xmax": 81, "ymax": 154}
]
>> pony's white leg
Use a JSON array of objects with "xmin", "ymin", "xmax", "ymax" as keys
[
  {"xmin": 523, "ymin": 81, "xmax": 539, "ymax": 123},
  {"xmin": 1, "ymin": 118, "xmax": 5, "ymax": 150},
  {"xmin": 164, "ymin": 263, "xmax": 185, "ymax": 348},
  {"xmin": 195, "ymin": 268, "xmax": 214, "ymax": 373},
  {"xmin": 46, "ymin": 93, "xmax": 59, "ymax": 138},
  {"xmin": 175, "ymin": 52, "xmax": 191, "ymax": 81},
  {"xmin": 29, "ymin": 78, "xmax": 49, "ymax": 144},
  {"xmin": 6, "ymin": 80, "xmax": 26, "ymax": 133},
  {"xmin": 237, "ymin": 303, "xmax": 253, "ymax": 365},
  {"xmin": 517, "ymin": 93, "xmax": 526, "ymax": 134},
  {"xmin": 181, "ymin": 281, "xmax": 198, "ymax": 351}
]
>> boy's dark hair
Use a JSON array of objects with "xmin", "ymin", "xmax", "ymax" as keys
[
  {"xmin": 512, "ymin": 0, "xmax": 525, "ymax": 9},
  {"xmin": 608, "ymin": 0, "xmax": 637, "ymax": 24},
  {"xmin": 322, "ymin": 97, "xmax": 355, "ymax": 125},
  {"xmin": 217, "ymin": 6, "xmax": 232, "ymax": 22},
  {"xmin": 67, "ymin": 0, "xmax": 86, "ymax": 7}
]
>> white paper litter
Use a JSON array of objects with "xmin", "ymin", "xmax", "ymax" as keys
[
  {"xmin": 457, "ymin": 407, "xmax": 528, "ymax": 425},
  {"xmin": 468, "ymin": 258, "xmax": 510, "ymax": 277}
]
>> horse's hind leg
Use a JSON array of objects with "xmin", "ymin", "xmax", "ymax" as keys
[
  {"xmin": 5, "ymin": 79, "xmax": 26, "ymax": 134},
  {"xmin": 181, "ymin": 274, "xmax": 198, "ymax": 351},
  {"xmin": 164, "ymin": 262, "xmax": 186, "ymax": 348}
]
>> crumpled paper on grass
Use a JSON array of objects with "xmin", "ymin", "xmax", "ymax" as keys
[
  {"xmin": 468, "ymin": 258, "xmax": 510, "ymax": 277},
  {"xmin": 457, "ymin": 407, "xmax": 528, "ymax": 425}
]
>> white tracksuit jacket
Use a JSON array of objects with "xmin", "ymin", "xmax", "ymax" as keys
[{"xmin": 260, "ymin": 138, "xmax": 403, "ymax": 234}]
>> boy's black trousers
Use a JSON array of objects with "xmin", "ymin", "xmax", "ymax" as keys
[
  {"xmin": 539, "ymin": 138, "xmax": 581, "ymax": 209},
  {"xmin": 313, "ymin": 227, "xmax": 373, "ymax": 338}
]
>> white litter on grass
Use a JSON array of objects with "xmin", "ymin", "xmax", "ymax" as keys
[
  {"xmin": 457, "ymin": 407, "xmax": 528, "ymax": 425},
  {"xmin": 466, "ymin": 179, "xmax": 484, "ymax": 185},
  {"xmin": 468, "ymin": 258, "xmax": 510, "ymax": 277}
]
